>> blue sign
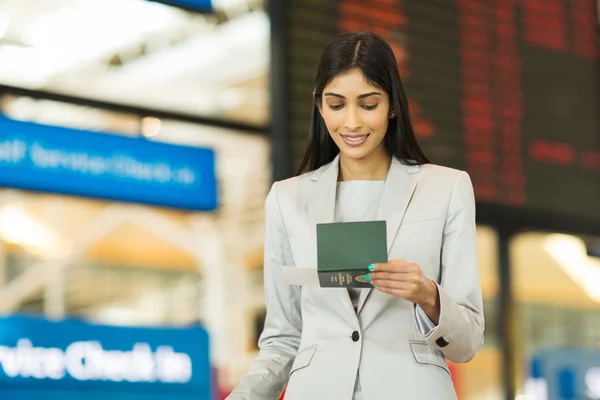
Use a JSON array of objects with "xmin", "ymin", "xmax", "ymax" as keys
[
  {"xmin": 152, "ymin": 0, "xmax": 213, "ymax": 12},
  {"xmin": 0, "ymin": 116, "xmax": 218, "ymax": 211},
  {"xmin": 0, "ymin": 315, "xmax": 211, "ymax": 400},
  {"xmin": 527, "ymin": 349, "xmax": 600, "ymax": 400}
]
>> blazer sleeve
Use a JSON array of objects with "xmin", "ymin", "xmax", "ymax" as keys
[
  {"xmin": 419, "ymin": 171, "xmax": 485, "ymax": 363},
  {"xmin": 227, "ymin": 182, "xmax": 302, "ymax": 399}
]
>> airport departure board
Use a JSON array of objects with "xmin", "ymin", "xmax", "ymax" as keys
[{"xmin": 286, "ymin": 0, "xmax": 600, "ymax": 222}]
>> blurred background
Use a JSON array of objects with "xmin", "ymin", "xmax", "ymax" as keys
[{"xmin": 0, "ymin": 0, "xmax": 598, "ymax": 399}]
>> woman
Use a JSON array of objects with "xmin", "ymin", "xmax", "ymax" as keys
[{"xmin": 228, "ymin": 32, "xmax": 484, "ymax": 400}]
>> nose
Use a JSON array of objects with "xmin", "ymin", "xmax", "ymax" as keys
[{"xmin": 344, "ymin": 107, "xmax": 363, "ymax": 131}]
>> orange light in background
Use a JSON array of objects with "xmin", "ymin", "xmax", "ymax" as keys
[{"xmin": 448, "ymin": 361, "xmax": 461, "ymax": 398}]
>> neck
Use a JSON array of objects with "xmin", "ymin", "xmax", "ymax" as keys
[{"xmin": 338, "ymin": 150, "xmax": 392, "ymax": 181}]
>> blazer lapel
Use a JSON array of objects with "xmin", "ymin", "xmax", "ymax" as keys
[
  {"xmin": 307, "ymin": 156, "xmax": 357, "ymax": 320},
  {"xmin": 356, "ymin": 158, "xmax": 419, "ymax": 314},
  {"xmin": 307, "ymin": 157, "xmax": 338, "ymax": 229}
]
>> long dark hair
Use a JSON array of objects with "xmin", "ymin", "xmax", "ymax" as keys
[{"xmin": 296, "ymin": 32, "xmax": 430, "ymax": 175}]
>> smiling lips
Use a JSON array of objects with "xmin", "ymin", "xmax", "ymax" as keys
[{"xmin": 340, "ymin": 133, "xmax": 370, "ymax": 147}]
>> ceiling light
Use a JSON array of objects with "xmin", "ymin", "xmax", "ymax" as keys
[
  {"xmin": 0, "ymin": 0, "xmax": 187, "ymax": 84},
  {"xmin": 544, "ymin": 234, "xmax": 600, "ymax": 302},
  {"xmin": 212, "ymin": 0, "xmax": 250, "ymax": 14},
  {"xmin": 0, "ymin": 204, "xmax": 70, "ymax": 258},
  {"xmin": 523, "ymin": 379, "xmax": 547, "ymax": 400},
  {"xmin": 0, "ymin": 15, "xmax": 9, "ymax": 40},
  {"xmin": 141, "ymin": 117, "xmax": 162, "ymax": 138}
]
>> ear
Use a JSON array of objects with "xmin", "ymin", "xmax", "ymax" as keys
[{"xmin": 389, "ymin": 105, "xmax": 397, "ymax": 119}]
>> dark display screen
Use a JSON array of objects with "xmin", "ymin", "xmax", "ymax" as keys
[{"xmin": 287, "ymin": 0, "xmax": 600, "ymax": 223}]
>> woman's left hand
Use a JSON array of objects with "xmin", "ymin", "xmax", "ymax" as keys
[{"xmin": 368, "ymin": 259, "xmax": 440, "ymax": 323}]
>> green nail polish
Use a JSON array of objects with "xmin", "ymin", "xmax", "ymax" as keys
[
  {"xmin": 364, "ymin": 273, "xmax": 371, "ymax": 281},
  {"xmin": 368, "ymin": 264, "xmax": 375, "ymax": 271}
]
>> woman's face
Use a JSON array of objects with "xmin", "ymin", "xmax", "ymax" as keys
[{"xmin": 319, "ymin": 68, "xmax": 392, "ymax": 161}]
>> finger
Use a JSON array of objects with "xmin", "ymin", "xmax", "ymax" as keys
[
  {"xmin": 372, "ymin": 279, "xmax": 416, "ymax": 292},
  {"xmin": 369, "ymin": 260, "xmax": 413, "ymax": 273},
  {"xmin": 369, "ymin": 271, "xmax": 414, "ymax": 282},
  {"xmin": 368, "ymin": 262, "xmax": 388, "ymax": 272},
  {"xmin": 375, "ymin": 286, "xmax": 413, "ymax": 299}
]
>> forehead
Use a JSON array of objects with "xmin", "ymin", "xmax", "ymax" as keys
[{"xmin": 323, "ymin": 69, "xmax": 383, "ymax": 96}]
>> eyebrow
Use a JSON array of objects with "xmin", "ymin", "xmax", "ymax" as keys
[{"xmin": 323, "ymin": 91, "xmax": 382, "ymax": 99}]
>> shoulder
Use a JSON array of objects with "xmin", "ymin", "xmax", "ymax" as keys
[
  {"xmin": 270, "ymin": 160, "xmax": 332, "ymax": 201},
  {"xmin": 269, "ymin": 170, "xmax": 313, "ymax": 199},
  {"xmin": 416, "ymin": 163, "xmax": 472, "ymax": 191},
  {"xmin": 408, "ymin": 163, "xmax": 474, "ymax": 208},
  {"xmin": 417, "ymin": 163, "xmax": 468, "ymax": 182},
  {"xmin": 419, "ymin": 164, "xmax": 475, "ymax": 218},
  {"xmin": 265, "ymin": 166, "xmax": 321, "ymax": 212}
]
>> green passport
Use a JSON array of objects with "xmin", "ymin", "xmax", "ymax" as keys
[{"xmin": 316, "ymin": 221, "xmax": 388, "ymax": 288}]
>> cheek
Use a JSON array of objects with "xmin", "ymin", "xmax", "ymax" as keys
[
  {"xmin": 322, "ymin": 109, "xmax": 342, "ymax": 133},
  {"xmin": 365, "ymin": 111, "xmax": 389, "ymax": 135}
]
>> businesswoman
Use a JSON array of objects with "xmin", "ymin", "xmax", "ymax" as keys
[{"xmin": 228, "ymin": 32, "xmax": 484, "ymax": 400}]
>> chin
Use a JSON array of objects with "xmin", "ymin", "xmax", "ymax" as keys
[{"xmin": 339, "ymin": 146, "xmax": 372, "ymax": 160}]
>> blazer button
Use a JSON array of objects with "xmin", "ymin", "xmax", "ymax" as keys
[{"xmin": 351, "ymin": 331, "xmax": 360, "ymax": 342}]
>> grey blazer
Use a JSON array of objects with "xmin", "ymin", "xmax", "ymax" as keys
[{"xmin": 227, "ymin": 156, "xmax": 484, "ymax": 400}]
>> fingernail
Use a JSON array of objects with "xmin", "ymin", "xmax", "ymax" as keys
[
  {"xmin": 364, "ymin": 273, "xmax": 371, "ymax": 281},
  {"xmin": 368, "ymin": 264, "xmax": 375, "ymax": 271}
]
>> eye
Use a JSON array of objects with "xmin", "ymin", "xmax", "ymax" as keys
[
  {"xmin": 328, "ymin": 104, "xmax": 344, "ymax": 111},
  {"xmin": 362, "ymin": 104, "xmax": 379, "ymax": 110}
]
